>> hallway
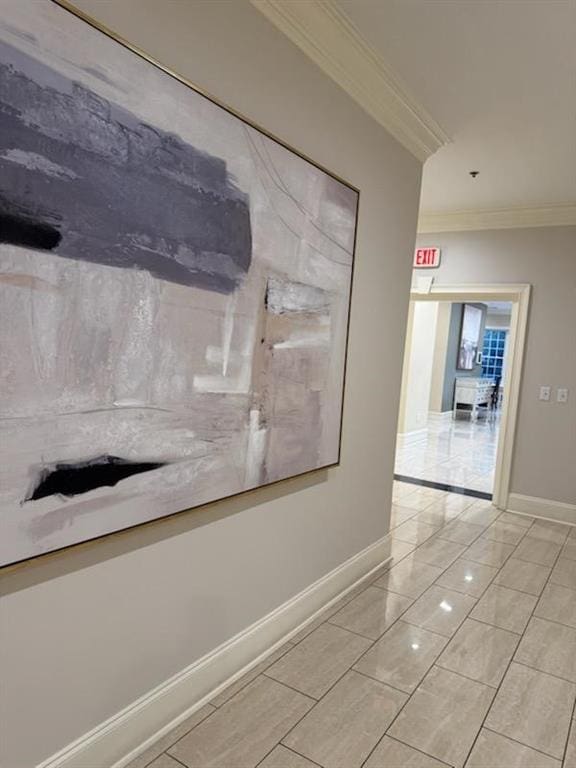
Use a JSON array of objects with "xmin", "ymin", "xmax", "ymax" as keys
[
  {"xmin": 2, "ymin": 3, "xmax": 575, "ymax": 766},
  {"xmin": 395, "ymin": 416, "xmax": 500, "ymax": 495},
  {"xmin": 129, "ymin": 484, "xmax": 576, "ymax": 768}
]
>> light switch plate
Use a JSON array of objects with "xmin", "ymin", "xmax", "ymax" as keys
[
  {"xmin": 557, "ymin": 388, "xmax": 569, "ymax": 403},
  {"xmin": 539, "ymin": 386, "xmax": 551, "ymax": 401}
]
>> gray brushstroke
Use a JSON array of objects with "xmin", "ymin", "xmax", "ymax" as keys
[
  {"xmin": 0, "ymin": 22, "xmax": 37, "ymax": 44},
  {"xmin": 265, "ymin": 276, "xmax": 331, "ymax": 314},
  {"xmin": 0, "ymin": 40, "xmax": 252, "ymax": 292},
  {"xmin": 1, "ymin": 149, "xmax": 78, "ymax": 179},
  {"xmin": 80, "ymin": 65, "xmax": 118, "ymax": 87}
]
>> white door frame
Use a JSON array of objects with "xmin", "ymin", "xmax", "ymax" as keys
[{"xmin": 408, "ymin": 282, "xmax": 531, "ymax": 510}]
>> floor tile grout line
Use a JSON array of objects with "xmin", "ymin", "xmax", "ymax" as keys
[
  {"xmin": 433, "ymin": 580, "xmax": 495, "ymax": 602},
  {"xmin": 326, "ymin": 597, "xmax": 417, "ymax": 642},
  {"xmin": 460, "ymin": 613, "xmax": 525, "ymax": 636},
  {"xmin": 563, "ymin": 688, "xmax": 576, "ymax": 765},
  {"xmin": 376, "ymin": 734, "xmax": 454, "ymax": 768},
  {"xmin": 513, "ymin": 553, "xmax": 564, "ymax": 568},
  {"xmin": 492, "ymin": 566, "xmax": 552, "ymax": 598},
  {"xmin": 512, "ymin": 658, "xmax": 576, "ymax": 688},
  {"xmin": 459, "ymin": 523, "xmax": 571, "ymax": 767},
  {"xmin": 161, "ymin": 753, "xmax": 189, "ymax": 768},
  {"xmin": 254, "ymin": 741, "xmax": 324, "ymax": 768},
  {"xmin": 481, "ymin": 725, "xmax": 566, "ymax": 763},
  {"xmin": 261, "ymin": 670, "xmax": 322, "ymax": 702},
  {"xmin": 275, "ymin": 644, "xmax": 385, "ymax": 758},
  {"xmin": 434, "ymin": 647, "xmax": 519, "ymax": 692},
  {"xmin": 246, "ymin": 674, "xmax": 322, "ymax": 767},
  {"xmin": 209, "ymin": 639, "xmax": 296, "ymax": 708},
  {"xmin": 351, "ymin": 666, "xmax": 417, "ymax": 698},
  {"xmin": 432, "ymin": 559, "xmax": 502, "ymax": 601},
  {"xmin": 382, "ymin": 615, "xmax": 458, "ymax": 642},
  {"xmin": 524, "ymin": 612, "xmax": 576, "ymax": 632},
  {"xmin": 370, "ymin": 580, "xmax": 434, "ymax": 601},
  {"xmin": 400, "ymin": 610, "xmax": 473, "ymax": 641},
  {"xmin": 460, "ymin": 551, "xmax": 514, "ymax": 569},
  {"xmin": 361, "ymin": 657, "xmax": 497, "ymax": 768},
  {"xmin": 165, "ymin": 677, "xmax": 315, "ymax": 765},
  {"xmin": 135, "ymin": 704, "xmax": 217, "ymax": 768},
  {"xmin": 286, "ymin": 570, "xmax": 397, "ymax": 649},
  {"xmin": 281, "ymin": 744, "xmax": 324, "ymax": 768},
  {"xmin": 357, "ymin": 662, "xmax": 442, "ymax": 768},
  {"xmin": 393, "ymin": 531, "xmax": 443, "ymax": 547}
]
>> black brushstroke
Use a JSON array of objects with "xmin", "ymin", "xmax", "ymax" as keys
[
  {"xmin": 0, "ymin": 210, "xmax": 61, "ymax": 250},
  {"xmin": 0, "ymin": 41, "xmax": 252, "ymax": 292},
  {"xmin": 27, "ymin": 455, "xmax": 165, "ymax": 501}
]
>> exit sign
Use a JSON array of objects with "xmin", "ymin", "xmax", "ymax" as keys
[{"xmin": 414, "ymin": 247, "xmax": 441, "ymax": 268}]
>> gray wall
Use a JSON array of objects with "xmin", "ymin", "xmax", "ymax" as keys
[
  {"xmin": 415, "ymin": 227, "xmax": 576, "ymax": 506},
  {"xmin": 441, "ymin": 303, "xmax": 487, "ymax": 411},
  {"xmin": 0, "ymin": 2, "xmax": 422, "ymax": 766}
]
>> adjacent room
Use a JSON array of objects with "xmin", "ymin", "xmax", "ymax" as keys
[{"xmin": 395, "ymin": 299, "xmax": 513, "ymax": 497}]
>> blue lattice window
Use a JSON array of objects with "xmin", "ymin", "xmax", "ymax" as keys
[{"xmin": 481, "ymin": 329, "xmax": 507, "ymax": 381}]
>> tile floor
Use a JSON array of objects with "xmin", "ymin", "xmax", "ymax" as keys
[
  {"xmin": 129, "ymin": 482, "xmax": 576, "ymax": 768},
  {"xmin": 395, "ymin": 415, "xmax": 500, "ymax": 494}
]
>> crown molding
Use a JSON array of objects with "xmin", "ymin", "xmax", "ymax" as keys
[
  {"xmin": 417, "ymin": 203, "xmax": 576, "ymax": 233},
  {"xmin": 251, "ymin": 0, "xmax": 450, "ymax": 162}
]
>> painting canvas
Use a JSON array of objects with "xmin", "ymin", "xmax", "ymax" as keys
[
  {"xmin": 0, "ymin": 0, "xmax": 358, "ymax": 567},
  {"xmin": 457, "ymin": 304, "xmax": 483, "ymax": 370}
]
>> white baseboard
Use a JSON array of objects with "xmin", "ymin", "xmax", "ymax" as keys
[
  {"xmin": 428, "ymin": 410, "xmax": 453, "ymax": 424},
  {"xmin": 507, "ymin": 493, "xmax": 576, "ymax": 527},
  {"xmin": 37, "ymin": 535, "xmax": 394, "ymax": 768},
  {"xmin": 396, "ymin": 428, "xmax": 428, "ymax": 448}
]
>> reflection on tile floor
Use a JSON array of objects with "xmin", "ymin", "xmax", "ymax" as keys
[
  {"xmin": 129, "ymin": 483, "xmax": 576, "ymax": 768},
  {"xmin": 395, "ymin": 416, "xmax": 500, "ymax": 494}
]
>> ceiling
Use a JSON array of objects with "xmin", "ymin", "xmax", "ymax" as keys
[{"xmin": 337, "ymin": 0, "xmax": 576, "ymax": 214}]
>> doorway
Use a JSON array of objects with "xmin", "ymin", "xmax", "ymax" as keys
[{"xmin": 394, "ymin": 283, "xmax": 530, "ymax": 510}]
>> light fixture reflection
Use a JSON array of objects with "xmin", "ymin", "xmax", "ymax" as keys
[
  {"xmin": 411, "ymin": 643, "xmax": 420, "ymax": 650},
  {"xmin": 439, "ymin": 600, "xmax": 453, "ymax": 612},
  {"xmin": 464, "ymin": 573, "xmax": 474, "ymax": 582}
]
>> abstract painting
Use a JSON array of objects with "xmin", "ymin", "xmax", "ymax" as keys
[
  {"xmin": 0, "ymin": 1, "xmax": 358, "ymax": 567},
  {"xmin": 457, "ymin": 304, "xmax": 483, "ymax": 370}
]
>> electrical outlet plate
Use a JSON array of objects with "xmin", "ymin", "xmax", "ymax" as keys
[
  {"xmin": 539, "ymin": 386, "xmax": 551, "ymax": 401},
  {"xmin": 557, "ymin": 388, "xmax": 569, "ymax": 403}
]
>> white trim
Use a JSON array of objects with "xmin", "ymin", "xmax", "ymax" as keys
[
  {"xmin": 411, "ymin": 283, "xmax": 531, "ymax": 302},
  {"xmin": 408, "ymin": 283, "xmax": 531, "ymax": 511},
  {"xmin": 417, "ymin": 204, "xmax": 576, "ymax": 233},
  {"xmin": 36, "ymin": 534, "xmax": 394, "ymax": 768},
  {"xmin": 396, "ymin": 428, "xmax": 428, "ymax": 448},
  {"xmin": 250, "ymin": 0, "xmax": 450, "ymax": 161},
  {"xmin": 507, "ymin": 494, "xmax": 576, "ymax": 527},
  {"xmin": 428, "ymin": 410, "xmax": 453, "ymax": 424}
]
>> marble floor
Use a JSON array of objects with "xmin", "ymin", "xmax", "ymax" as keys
[
  {"xmin": 395, "ymin": 414, "xmax": 501, "ymax": 495},
  {"xmin": 129, "ymin": 483, "xmax": 576, "ymax": 768}
]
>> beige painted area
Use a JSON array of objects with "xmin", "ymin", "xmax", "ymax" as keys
[
  {"xmin": 397, "ymin": 302, "xmax": 439, "ymax": 435},
  {"xmin": 0, "ymin": 2, "xmax": 422, "ymax": 766},
  {"xmin": 415, "ymin": 227, "xmax": 576, "ymax": 506},
  {"xmin": 428, "ymin": 302, "xmax": 452, "ymax": 413}
]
